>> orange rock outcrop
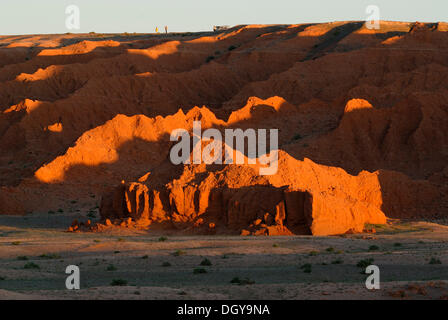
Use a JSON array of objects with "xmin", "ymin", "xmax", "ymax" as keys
[{"xmin": 0, "ymin": 22, "xmax": 447, "ymax": 235}]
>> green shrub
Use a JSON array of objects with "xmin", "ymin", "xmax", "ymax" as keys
[
  {"xmin": 200, "ymin": 258, "xmax": 212, "ymax": 266},
  {"xmin": 172, "ymin": 250, "xmax": 186, "ymax": 257},
  {"xmin": 39, "ymin": 253, "xmax": 61, "ymax": 259},
  {"xmin": 331, "ymin": 259, "xmax": 343, "ymax": 265},
  {"xmin": 230, "ymin": 277, "xmax": 255, "ymax": 285},
  {"xmin": 357, "ymin": 258, "xmax": 374, "ymax": 269},
  {"xmin": 24, "ymin": 262, "xmax": 40, "ymax": 269},
  {"xmin": 87, "ymin": 212, "xmax": 96, "ymax": 218},
  {"xmin": 193, "ymin": 268, "xmax": 207, "ymax": 274},
  {"xmin": 110, "ymin": 279, "xmax": 127, "ymax": 286},
  {"xmin": 300, "ymin": 263, "xmax": 312, "ymax": 273},
  {"xmin": 429, "ymin": 258, "xmax": 442, "ymax": 265},
  {"xmin": 106, "ymin": 264, "xmax": 117, "ymax": 271}
]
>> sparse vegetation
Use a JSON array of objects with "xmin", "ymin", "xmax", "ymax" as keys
[
  {"xmin": 368, "ymin": 245, "xmax": 380, "ymax": 251},
  {"xmin": 110, "ymin": 279, "xmax": 127, "ymax": 286},
  {"xmin": 200, "ymin": 258, "xmax": 212, "ymax": 266},
  {"xmin": 162, "ymin": 262, "xmax": 171, "ymax": 267},
  {"xmin": 106, "ymin": 264, "xmax": 117, "ymax": 271},
  {"xmin": 230, "ymin": 277, "xmax": 255, "ymax": 285},
  {"xmin": 325, "ymin": 247, "xmax": 335, "ymax": 253},
  {"xmin": 158, "ymin": 236, "xmax": 168, "ymax": 242},
  {"xmin": 172, "ymin": 250, "xmax": 186, "ymax": 257},
  {"xmin": 87, "ymin": 212, "xmax": 96, "ymax": 219},
  {"xmin": 309, "ymin": 251, "xmax": 319, "ymax": 256},
  {"xmin": 300, "ymin": 263, "xmax": 312, "ymax": 273},
  {"xmin": 193, "ymin": 268, "xmax": 207, "ymax": 274},
  {"xmin": 141, "ymin": 255, "xmax": 149, "ymax": 259},
  {"xmin": 357, "ymin": 258, "xmax": 374, "ymax": 269},
  {"xmin": 331, "ymin": 259, "xmax": 343, "ymax": 265},
  {"xmin": 429, "ymin": 257, "xmax": 442, "ymax": 265},
  {"xmin": 39, "ymin": 253, "xmax": 61, "ymax": 259},
  {"xmin": 17, "ymin": 256, "xmax": 28, "ymax": 261},
  {"xmin": 24, "ymin": 262, "xmax": 40, "ymax": 269},
  {"xmin": 11, "ymin": 241, "xmax": 21, "ymax": 245}
]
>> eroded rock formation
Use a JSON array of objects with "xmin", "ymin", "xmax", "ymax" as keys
[{"xmin": 0, "ymin": 22, "xmax": 447, "ymax": 235}]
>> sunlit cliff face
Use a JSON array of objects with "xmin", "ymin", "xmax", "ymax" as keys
[{"xmin": 0, "ymin": 22, "xmax": 447, "ymax": 235}]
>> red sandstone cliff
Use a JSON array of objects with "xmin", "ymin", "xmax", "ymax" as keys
[{"xmin": 0, "ymin": 22, "xmax": 447, "ymax": 235}]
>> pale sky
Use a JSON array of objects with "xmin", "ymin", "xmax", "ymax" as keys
[{"xmin": 0, "ymin": 0, "xmax": 446, "ymax": 35}]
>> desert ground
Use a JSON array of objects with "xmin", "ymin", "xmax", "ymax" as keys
[
  {"xmin": 0, "ymin": 212, "xmax": 447, "ymax": 299},
  {"xmin": 1, "ymin": 22, "xmax": 448, "ymax": 299}
]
